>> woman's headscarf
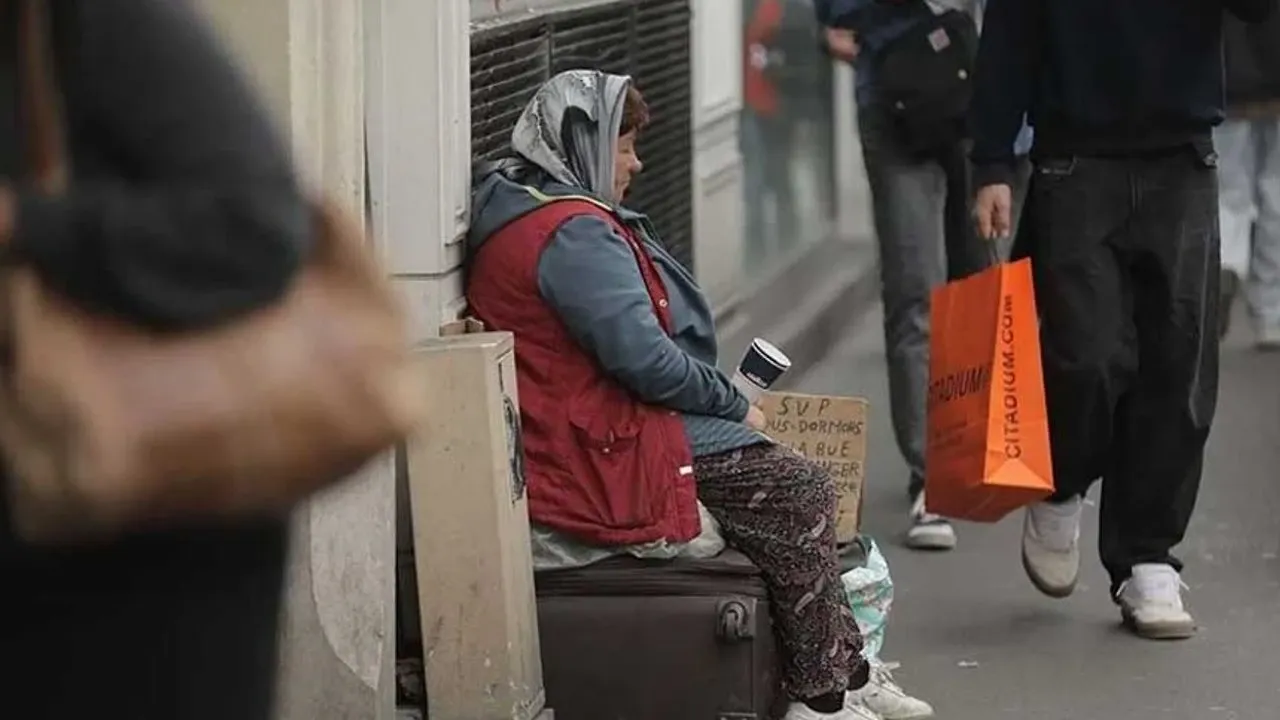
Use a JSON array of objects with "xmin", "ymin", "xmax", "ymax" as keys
[{"xmin": 511, "ymin": 69, "xmax": 634, "ymax": 204}]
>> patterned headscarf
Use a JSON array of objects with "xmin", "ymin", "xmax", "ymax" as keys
[{"xmin": 511, "ymin": 69, "xmax": 634, "ymax": 203}]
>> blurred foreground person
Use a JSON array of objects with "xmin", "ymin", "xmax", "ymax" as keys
[
  {"xmin": 1, "ymin": 0, "xmax": 308, "ymax": 716},
  {"xmin": 971, "ymin": 0, "xmax": 1275, "ymax": 639},
  {"xmin": 466, "ymin": 70, "xmax": 888, "ymax": 720},
  {"xmin": 1217, "ymin": 8, "xmax": 1280, "ymax": 347}
]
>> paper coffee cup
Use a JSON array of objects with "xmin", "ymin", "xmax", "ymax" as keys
[{"xmin": 732, "ymin": 338, "xmax": 792, "ymax": 403}]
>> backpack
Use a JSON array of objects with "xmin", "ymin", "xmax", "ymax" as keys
[{"xmin": 874, "ymin": 5, "xmax": 979, "ymax": 156}]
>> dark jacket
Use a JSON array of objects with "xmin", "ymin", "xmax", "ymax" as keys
[
  {"xmin": 817, "ymin": 0, "xmax": 980, "ymax": 106},
  {"xmin": 1224, "ymin": 11, "xmax": 1280, "ymax": 108},
  {"xmin": 1, "ymin": 1, "xmax": 308, "ymax": 718},
  {"xmin": 970, "ymin": 0, "xmax": 1277, "ymax": 188}
]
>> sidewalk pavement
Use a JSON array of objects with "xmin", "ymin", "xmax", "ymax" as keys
[{"xmin": 791, "ymin": 303, "xmax": 1280, "ymax": 720}]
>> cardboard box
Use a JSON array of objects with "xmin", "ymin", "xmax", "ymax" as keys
[
  {"xmin": 405, "ymin": 332, "xmax": 546, "ymax": 720},
  {"xmin": 757, "ymin": 391, "xmax": 869, "ymax": 544}
]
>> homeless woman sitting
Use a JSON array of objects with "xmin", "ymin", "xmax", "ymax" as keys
[{"xmin": 465, "ymin": 69, "xmax": 879, "ymax": 720}]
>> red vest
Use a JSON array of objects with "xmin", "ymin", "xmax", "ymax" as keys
[{"xmin": 466, "ymin": 197, "xmax": 700, "ymax": 547}]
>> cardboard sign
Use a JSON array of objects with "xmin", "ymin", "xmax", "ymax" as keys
[{"xmin": 757, "ymin": 392, "xmax": 869, "ymax": 543}]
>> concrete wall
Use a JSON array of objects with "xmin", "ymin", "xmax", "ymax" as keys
[
  {"xmin": 368, "ymin": 0, "xmax": 472, "ymax": 341},
  {"xmin": 833, "ymin": 62, "xmax": 874, "ymax": 245},
  {"xmin": 691, "ymin": 0, "xmax": 747, "ymax": 313}
]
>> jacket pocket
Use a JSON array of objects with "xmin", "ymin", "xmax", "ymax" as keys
[{"xmin": 567, "ymin": 393, "xmax": 656, "ymax": 531}]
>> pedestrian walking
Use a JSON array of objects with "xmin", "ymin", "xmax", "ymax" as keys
[
  {"xmin": 970, "ymin": 0, "xmax": 1276, "ymax": 639},
  {"xmin": 744, "ymin": 0, "xmax": 832, "ymax": 260},
  {"xmin": 1216, "ymin": 8, "xmax": 1280, "ymax": 347},
  {"xmin": 816, "ymin": 0, "xmax": 986, "ymax": 552}
]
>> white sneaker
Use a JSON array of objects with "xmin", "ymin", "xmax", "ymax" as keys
[
  {"xmin": 1256, "ymin": 322, "xmax": 1280, "ymax": 352},
  {"xmin": 1116, "ymin": 563, "xmax": 1196, "ymax": 640},
  {"xmin": 1021, "ymin": 496, "xmax": 1082, "ymax": 598},
  {"xmin": 905, "ymin": 492, "xmax": 956, "ymax": 551},
  {"xmin": 848, "ymin": 662, "xmax": 934, "ymax": 719},
  {"xmin": 783, "ymin": 701, "xmax": 879, "ymax": 720}
]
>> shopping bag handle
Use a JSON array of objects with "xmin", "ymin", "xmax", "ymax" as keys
[{"xmin": 986, "ymin": 239, "xmax": 1003, "ymax": 267}]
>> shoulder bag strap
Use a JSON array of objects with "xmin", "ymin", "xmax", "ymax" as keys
[{"xmin": 17, "ymin": 0, "xmax": 67, "ymax": 193}]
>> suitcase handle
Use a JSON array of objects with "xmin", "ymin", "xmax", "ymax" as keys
[{"xmin": 716, "ymin": 598, "xmax": 756, "ymax": 642}]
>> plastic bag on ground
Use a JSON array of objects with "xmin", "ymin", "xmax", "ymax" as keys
[{"xmin": 840, "ymin": 535, "xmax": 893, "ymax": 664}]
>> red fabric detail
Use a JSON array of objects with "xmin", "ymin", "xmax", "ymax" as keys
[
  {"xmin": 744, "ymin": 0, "xmax": 783, "ymax": 117},
  {"xmin": 467, "ymin": 199, "xmax": 700, "ymax": 547}
]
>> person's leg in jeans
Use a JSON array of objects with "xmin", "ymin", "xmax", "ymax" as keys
[
  {"xmin": 695, "ymin": 444, "xmax": 870, "ymax": 719},
  {"xmin": 1019, "ymin": 156, "xmax": 1136, "ymax": 600},
  {"xmin": 1213, "ymin": 118, "xmax": 1257, "ymax": 339},
  {"xmin": 1102, "ymin": 149, "xmax": 1219, "ymax": 639},
  {"xmin": 856, "ymin": 106, "xmax": 955, "ymax": 550},
  {"xmin": 1247, "ymin": 117, "xmax": 1280, "ymax": 348}
]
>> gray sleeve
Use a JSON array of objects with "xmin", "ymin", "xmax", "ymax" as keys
[{"xmin": 537, "ymin": 214, "xmax": 751, "ymax": 421}]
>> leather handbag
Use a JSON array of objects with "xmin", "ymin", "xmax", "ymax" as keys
[{"xmin": 0, "ymin": 0, "xmax": 424, "ymax": 543}]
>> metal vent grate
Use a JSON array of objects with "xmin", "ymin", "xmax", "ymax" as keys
[
  {"xmin": 629, "ymin": 0, "xmax": 693, "ymax": 270},
  {"xmin": 469, "ymin": 0, "xmax": 695, "ymax": 271},
  {"xmin": 471, "ymin": 23, "xmax": 549, "ymax": 163}
]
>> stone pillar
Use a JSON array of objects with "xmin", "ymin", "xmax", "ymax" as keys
[
  {"xmin": 690, "ymin": 0, "xmax": 747, "ymax": 313},
  {"xmin": 369, "ymin": 0, "xmax": 472, "ymax": 338}
]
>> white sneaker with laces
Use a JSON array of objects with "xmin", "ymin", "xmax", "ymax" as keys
[
  {"xmin": 847, "ymin": 662, "xmax": 934, "ymax": 719},
  {"xmin": 782, "ymin": 701, "xmax": 880, "ymax": 720},
  {"xmin": 1116, "ymin": 563, "xmax": 1196, "ymax": 639},
  {"xmin": 1021, "ymin": 496, "xmax": 1082, "ymax": 598},
  {"xmin": 905, "ymin": 492, "xmax": 956, "ymax": 551}
]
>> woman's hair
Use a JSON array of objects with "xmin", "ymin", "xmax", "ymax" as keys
[{"xmin": 620, "ymin": 85, "xmax": 651, "ymax": 136}]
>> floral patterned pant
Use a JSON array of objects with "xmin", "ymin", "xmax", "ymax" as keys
[{"xmin": 695, "ymin": 442, "xmax": 866, "ymax": 699}]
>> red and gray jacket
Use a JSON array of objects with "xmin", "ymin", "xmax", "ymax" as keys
[{"xmin": 465, "ymin": 169, "xmax": 741, "ymax": 546}]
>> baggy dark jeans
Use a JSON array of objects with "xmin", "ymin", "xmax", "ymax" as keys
[{"xmin": 1022, "ymin": 146, "xmax": 1221, "ymax": 589}]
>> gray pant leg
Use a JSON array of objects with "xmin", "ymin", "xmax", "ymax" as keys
[
  {"xmin": 857, "ymin": 107, "xmax": 947, "ymax": 496},
  {"xmin": 1249, "ymin": 118, "xmax": 1280, "ymax": 329},
  {"xmin": 1214, "ymin": 119, "xmax": 1256, "ymax": 279}
]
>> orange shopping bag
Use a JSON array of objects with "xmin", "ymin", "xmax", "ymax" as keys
[{"xmin": 924, "ymin": 258, "xmax": 1054, "ymax": 522}]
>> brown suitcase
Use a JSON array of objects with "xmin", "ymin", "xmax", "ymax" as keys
[{"xmin": 535, "ymin": 549, "xmax": 785, "ymax": 720}]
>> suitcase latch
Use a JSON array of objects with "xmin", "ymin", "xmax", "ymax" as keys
[{"xmin": 715, "ymin": 598, "xmax": 756, "ymax": 642}]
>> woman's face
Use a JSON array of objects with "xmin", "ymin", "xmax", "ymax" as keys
[{"xmin": 613, "ymin": 130, "xmax": 643, "ymax": 200}]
